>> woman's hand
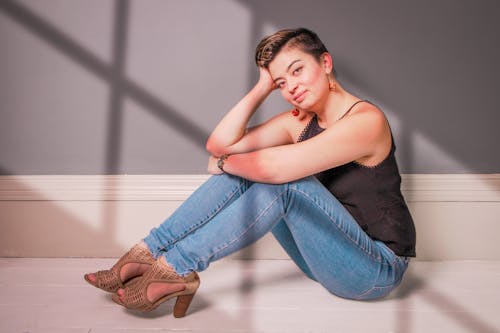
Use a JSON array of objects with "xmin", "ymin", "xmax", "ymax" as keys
[
  {"xmin": 257, "ymin": 66, "xmax": 277, "ymax": 93},
  {"xmin": 208, "ymin": 155, "xmax": 223, "ymax": 175}
]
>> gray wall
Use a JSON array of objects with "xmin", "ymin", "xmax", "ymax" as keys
[{"xmin": 1, "ymin": 0, "xmax": 499, "ymax": 175}]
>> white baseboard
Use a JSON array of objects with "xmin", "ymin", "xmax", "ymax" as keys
[{"xmin": 1, "ymin": 174, "xmax": 499, "ymax": 260}]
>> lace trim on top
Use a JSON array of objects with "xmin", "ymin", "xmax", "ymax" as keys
[
  {"xmin": 297, "ymin": 100, "xmax": 368, "ymax": 143},
  {"xmin": 297, "ymin": 115, "xmax": 323, "ymax": 143}
]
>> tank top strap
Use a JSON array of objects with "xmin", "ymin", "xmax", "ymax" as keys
[{"xmin": 338, "ymin": 100, "xmax": 367, "ymax": 121}]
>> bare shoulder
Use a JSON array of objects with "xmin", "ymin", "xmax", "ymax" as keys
[
  {"xmin": 341, "ymin": 102, "xmax": 389, "ymax": 138},
  {"xmin": 348, "ymin": 102, "xmax": 387, "ymax": 125},
  {"xmin": 343, "ymin": 102, "xmax": 392, "ymax": 166}
]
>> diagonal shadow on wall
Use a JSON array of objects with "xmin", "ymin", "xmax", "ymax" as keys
[
  {"xmin": 0, "ymin": 0, "xmax": 210, "ymax": 249},
  {"xmin": 0, "ymin": 0, "xmax": 210, "ymax": 161}
]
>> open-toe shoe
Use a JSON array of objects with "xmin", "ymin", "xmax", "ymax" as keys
[{"xmin": 84, "ymin": 244, "xmax": 155, "ymax": 293}]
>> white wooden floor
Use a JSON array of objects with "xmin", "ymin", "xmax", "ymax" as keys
[{"xmin": 1, "ymin": 258, "xmax": 499, "ymax": 333}]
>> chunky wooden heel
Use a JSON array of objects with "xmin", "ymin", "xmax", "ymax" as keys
[{"xmin": 173, "ymin": 293, "xmax": 196, "ymax": 318}]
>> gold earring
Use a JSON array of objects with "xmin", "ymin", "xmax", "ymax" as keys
[
  {"xmin": 329, "ymin": 80, "xmax": 336, "ymax": 92},
  {"xmin": 327, "ymin": 74, "xmax": 335, "ymax": 92}
]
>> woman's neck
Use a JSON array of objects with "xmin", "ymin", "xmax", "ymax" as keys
[{"xmin": 315, "ymin": 86, "xmax": 360, "ymax": 128}]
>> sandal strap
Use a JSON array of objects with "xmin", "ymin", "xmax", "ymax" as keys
[
  {"xmin": 94, "ymin": 269, "xmax": 123, "ymax": 291},
  {"xmin": 111, "ymin": 245, "xmax": 155, "ymax": 270},
  {"xmin": 86, "ymin": 244, "xmax": 155, "ymax": 292}
]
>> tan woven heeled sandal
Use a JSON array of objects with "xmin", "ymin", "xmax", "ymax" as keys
[
  {"xmin": 84, "ymin": 244, "xmax": 155, "ymax": 293},
  {"xmin": 112, "ymin": 258, "xmax": 200, "ymax": 318}
]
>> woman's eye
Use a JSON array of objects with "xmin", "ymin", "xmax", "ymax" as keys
[
  {"xmin": 277, "ymin": 81, "xmax": 286, "ymax": 89},
  {"xmin": 293, "ymin": 66, "xmax": 303, "ymax": 75}
]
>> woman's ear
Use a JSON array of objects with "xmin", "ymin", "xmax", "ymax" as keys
[{"xmin": 321, "ymin": 52, "xmax": 333, "ymax": 75}]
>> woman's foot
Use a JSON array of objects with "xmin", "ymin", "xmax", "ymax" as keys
[
  {"xmin": 112, "ymin": 257, "xmax": 200, "ymax": 317},
  {"xmin": 116, "ymin": 257, "xmax": 186, "ymax": 303},
  {"xmin": 84, "ymin": 242, "xmax": 155, "ymax": 293}
]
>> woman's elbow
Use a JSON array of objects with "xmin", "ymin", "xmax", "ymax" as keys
[
  {"xmin": 205, "ymin": 140, "xmax": 216, "ymax": 155},
  {"xmin": 205, "ymin": 137, "xmax": 226, "ymax": 156}
]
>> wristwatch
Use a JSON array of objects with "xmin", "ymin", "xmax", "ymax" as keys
[{"xmin": 217, "ymin": 154, "xmax": 229, "ymax": 172}]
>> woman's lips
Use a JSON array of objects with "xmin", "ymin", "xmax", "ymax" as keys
[{"xmin": 293, "ymin": 91, "xmax": 307, "ymax": 103}]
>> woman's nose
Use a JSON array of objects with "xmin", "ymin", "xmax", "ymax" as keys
[{"xmin": 287, "ymin": 80, "xmax": 298, "ymax": 94}]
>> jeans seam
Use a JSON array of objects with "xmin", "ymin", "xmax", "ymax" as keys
[
  {"xmin": 291, "ymin": 187, "xmax": 387, "ymax": 265},
  {"xmin": 160, "ymin": 177, "xmax": 248, "ymax": 250},
  {"xmin": 356, "ymin": 284, "xmax": 394, "ymax": 299},
  {"xmin": 196, "ymin": 187, "xmax": 288, "ymax": 265}
]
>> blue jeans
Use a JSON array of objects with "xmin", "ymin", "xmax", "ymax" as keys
[{"xmin": 143, "ymin": 174, "xmax": 409, "ymax": 300}]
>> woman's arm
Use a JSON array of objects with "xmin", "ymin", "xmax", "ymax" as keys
[
  {"xmin": 206, "ymin": 68, "xmax": 281, "ymax": 156},
  {"xmin": 210, "ymin": 106, "xmax": 391, "ymax": 183}
]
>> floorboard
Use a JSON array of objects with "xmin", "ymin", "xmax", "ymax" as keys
[{"xmin": 1, "ymin": 258, "xmax": 499, "ymax": 333}]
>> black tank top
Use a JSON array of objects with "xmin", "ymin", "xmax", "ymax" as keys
[{"xmin": 298, "ymin": 103, "xmax": 416, "ymax": 257}]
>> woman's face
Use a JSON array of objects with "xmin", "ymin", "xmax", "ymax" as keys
[{"xmin": 268, "ymin": 47, "xmax": 331, "ymax": 111}]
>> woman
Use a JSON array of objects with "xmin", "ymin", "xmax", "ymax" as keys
[{"xmin": 85, "ymin": 28, "xmax": 416, "ymax": 318}]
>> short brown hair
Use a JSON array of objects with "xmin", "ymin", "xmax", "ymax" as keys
[{"xmin": 255, "ymin": 28, "xmax": 334, "ymax": 76}]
